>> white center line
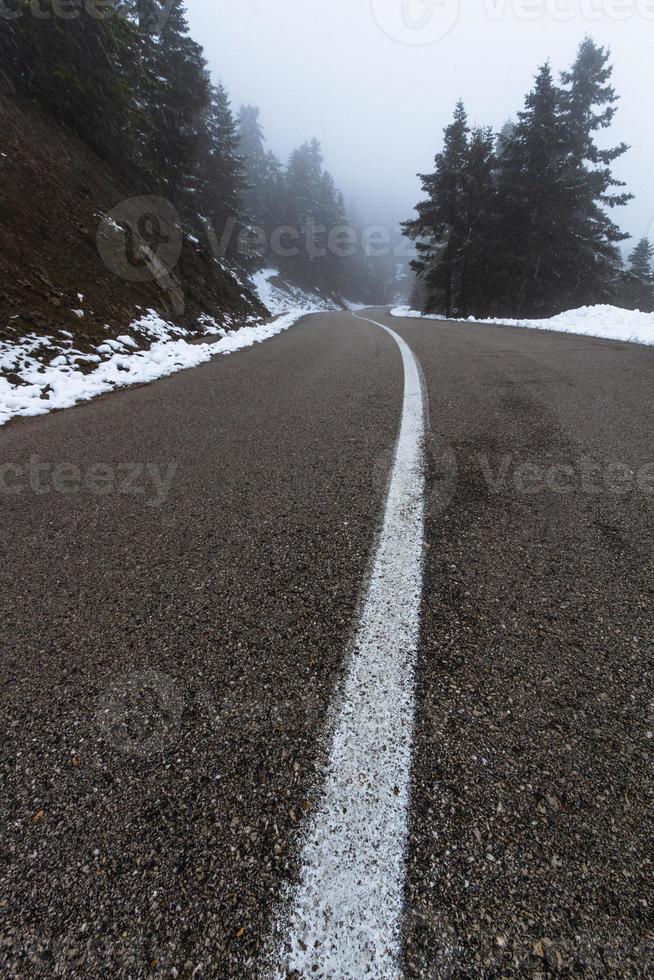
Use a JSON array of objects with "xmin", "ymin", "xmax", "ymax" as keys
[{"xmin": 270, "ymin": 313, "xmax": 428, "ymax": 979}]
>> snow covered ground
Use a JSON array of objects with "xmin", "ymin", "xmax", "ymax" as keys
[
  {"xmin": 0, "ymin": 263, "xmax": 378, "ymax": 429},
  {"xmin": 0, "ymin": 267, "xmax": 367, "ymax": 428},
  {"xmin": 342, "ymin": 299, "xmax": 370, "ymax": 312},
  {"xmin": 391, "ymin": 304, "xmax": 654, "ymax": 347},
  {"xmin": 252, "ymin": 267, "xmax": 342, "ymax": 317},
  {"xmin": 251, "ymin": 267, "xmax": 369, "ymax": 314},
  {"xmin": 0, "ymin": 309, "xmax": 308, "ymax": 427}
]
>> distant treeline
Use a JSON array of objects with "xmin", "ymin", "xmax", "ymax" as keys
[
  {"xmin": 0, "ymin": 1, "xmax": 398, "ymax": 303},
  {"xmin": 404, "ymin": 38, "xmax": 654, "ymax": 318},
  {"xmin": 235, "ymin": 107, "xmax": 403, "ymax": 302}
]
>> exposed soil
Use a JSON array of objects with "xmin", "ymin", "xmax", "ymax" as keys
[{"xmin": 0, "ymin": 94, "xmax": 266, "ymax": 357}]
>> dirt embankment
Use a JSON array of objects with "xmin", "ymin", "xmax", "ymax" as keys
[{"xmin": 0, "ymin": 95, "xmax": 266, "ymax": 355}]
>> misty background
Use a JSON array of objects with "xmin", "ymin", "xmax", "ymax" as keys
[{"xmin": 185, "ymin": 0, "xmax": 654, "ymax": 249}]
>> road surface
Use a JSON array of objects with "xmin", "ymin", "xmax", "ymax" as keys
[{"xmin": 1, "ymin": 309, "xmax": 652, "ymax": 977}]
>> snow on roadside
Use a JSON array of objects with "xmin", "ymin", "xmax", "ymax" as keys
[
  {"xmin": 390, "ymin": 304, "xmax": 654, "ymax": 347},
  {"xmin": 252, "ymin": 267, "xmax": 341, "ymax": 317},
  {"xmin": 0, "ymin": 309, "xmax": 309, "ymax": 427},
  {"xmin": 342, "ymin": 298, "xmax": 369, "ymax": 312},
  {"xmin": 252, "ymin": 267, "xmax": 369, "ymax": 315},
  {"xmin": 0, "ymin": 269, "xmax": 366, "ymax": 428}
]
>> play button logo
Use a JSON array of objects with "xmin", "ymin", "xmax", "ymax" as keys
[{"xmin": 371, "ymin": 0, "xmax": 460, "ymax": 45}]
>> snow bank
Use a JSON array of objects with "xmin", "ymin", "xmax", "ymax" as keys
[
  {"xmin": 390, "ymin": 304, "xmax": 654, "ymax": 347},
  {"xmin": 253, "ymin": 267, "xmax": 341, "ymax": 317},
  {"xmin": 253, "ymin": 267, "xmax": 370, "ymax": 316},
  {"xmin": 0, "ymin": 309, "xmax": 309, "ymax": 427}
]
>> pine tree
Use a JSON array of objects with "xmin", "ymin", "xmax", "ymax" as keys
[
  {"xmin": 404, "ymin": 41, "xmax": 634, "ymax": 319},
  {"xmin": 408, "ymin": 272, "xmax": 428, "ymax": 313},
  {"xmin": 556, "ymin": 37, "xmax": 632, "ymax": 309},
  {"xmin": 491, "ymin": 63, "xmax": 565, "ymax": 316},
  {"xmin": 619, "ymin": 239, "xmax": 654, "ymax": 311},
  {"xmin": 495, "ymin": 119, "xmax": 515, "ymax": 158},
  {"xmin": 283, "ymin": 139, "xmax": 325, "ymax": 288},
  {"xmin": 196, "ymin": 83, "xmax": 247, "ymax": 266},
  {"xmin": 261, "ymin": 151, "xmax": 287, "ymax": 240},
  {"xmin": 403, "ymin": 101, "xmax": 470, "ymax": 316},
  {"xmin": 319, "ymin": 179, "xmax": 351, "ymax": 296},
  {"xmin": 457, "ymin": 127, "xmax": 496, "ymax": 317},
  {"xmin": 491, "ymin": 43, "xmax": 631, "ymax": 315},
  {"xmin": 2, "ymin": 2, "xmax": 145, "ymax": 179},
  {"xmin": 339, "ymin": 209, "xmax": 398, "ymax": 306},
  {"xmin": 237, "ymin": 106, "xmax": 270, "ymax": 228},
  {"xmin": 365, "ymin": 253, "xmax": 403, "ymax": 306},
  {"xmin": 404, "ymin": 104, "xmax": 496, "ymax": 317},
  {"xmin": 286, "ymin": 139, "xmax": 324, "ymax": 216},
  {"xmin": 132, "ymin": 0, "xmax": 163, "ymax": 33},
  {"xmin": 236, "ymin": 106, "xmax": 294, "ymax": 267},
  {"xmin": 149, "ymin": 0, "xmax": 211, "ymax": 206}
]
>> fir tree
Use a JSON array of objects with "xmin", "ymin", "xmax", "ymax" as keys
[
  {"xmin": 283, "ymin": 139, "xmax": 325, "ymax": 288},
  {"xmin": 1, "ymin": 2, "xmax": 145, "ymax": 179},
  {"xmin": 457, "ymin": 127, "xmax": 496, "ymax": 316},
  {"xmin": 556, "ymin": 37, "xmax": 632, "ymax": 309},
  {"xmin": 237, "ymin": 106, "xmax": 270, "ymax": 228},
  {"xmin": 404, "ymin": 40, "xmax": 634, "ymax": 318},
  {"xmin": 131, "ymin": 0, "xmax": 163, "ymax": 33},
  {"xmin": 150, "ymin": 0, "xmax": 210, "ymax": 205},
  {"xmin": 261, "ymin": 151, "xmax": 287, "ymax": 238},
  {"xmin": 495, "ymin": 119, "xmax": 515, "ymax": 158},
  {"xmin": 236, "ymin": 106, "xmax": 292, "ymax": 266},
  {"xmin": 492, "ymin": 62, "xmax": 565, "ymax": 316},
  {"xmin": 196, "ymin": 82, "xmax": 247, "ymax": 266},
  {"xmin": 619, "ymin": 239, "xmax": 654, "ymax": 311},
  {"xmin": 404, "ymin": 103, "xmax": 496, "ymax": 316}
]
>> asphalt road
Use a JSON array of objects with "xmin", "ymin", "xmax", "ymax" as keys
[{"xmin": 1, "ymin": 309, "xmax": 652, "ymax": 978}]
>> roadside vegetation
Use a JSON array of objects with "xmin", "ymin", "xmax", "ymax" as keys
[{"xmin": 404, "ymin": 38, "xmax": 654, "ymax": 319}]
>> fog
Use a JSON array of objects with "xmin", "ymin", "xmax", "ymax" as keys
[{"xmin": 185, "ymin": 0, "xmax": 654, "ymax": 248}]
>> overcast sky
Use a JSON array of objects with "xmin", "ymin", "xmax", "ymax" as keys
[{"xmin": 185, "ymin": 0, "xmax": 654, "ymax": 248}]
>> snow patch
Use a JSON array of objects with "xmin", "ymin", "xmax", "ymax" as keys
[
  {"xmin": 197, "ymin": 313, "xmax": 228, "ymax": 337},
  {"xmin": 342, "ymin": 298, "xmax": 369, "ymax": 312},
  {"xmin": 130, "ymin": 310, "xmax": 189, "ymax": 342},
  {"xmin": 253, "ymin": 267, "xmax": 341, "ymax": 317},
  {"xmin": 0, "ymin": 310, "xmax": 310, "ymax": 427},
  {"xmin": 391, "ymin": 304, "xmax": 654, "ymax": 347}
]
